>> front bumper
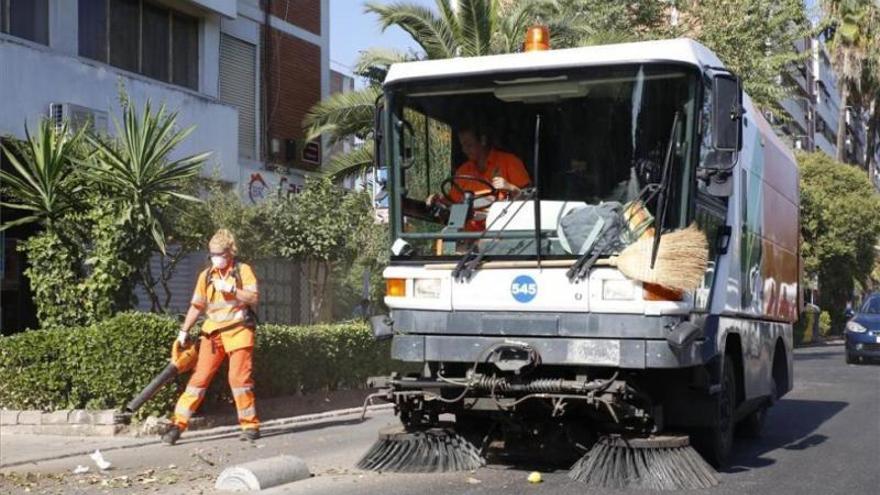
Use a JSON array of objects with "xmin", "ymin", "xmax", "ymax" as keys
[{"xmin": 846, "ymin": 332, "xmax": 880, "ymax": 358}]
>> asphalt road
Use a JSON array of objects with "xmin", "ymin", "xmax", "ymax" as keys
[{"xmin": 2, "ymin": 344, "xmax": 878, "ymax": 494}]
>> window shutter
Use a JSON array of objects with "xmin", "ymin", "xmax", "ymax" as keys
[{"xmin": 219, "ymin": 34, "xmax": 258, "ymax": 160}]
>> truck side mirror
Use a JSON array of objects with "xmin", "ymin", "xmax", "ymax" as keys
[{"xmin": 712, "ymin": 74, "xmax": 743, "ymax": 152}]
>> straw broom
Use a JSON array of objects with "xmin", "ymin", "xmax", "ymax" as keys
[{"xmin": 603, "ymin": 223, "xmax": 709, "ymax": 292}]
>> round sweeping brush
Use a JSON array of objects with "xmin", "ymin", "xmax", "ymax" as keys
[
  {"xmin": 603, "ymin": 223, "xmax": 709, "ymax": 292},
  {"xmin": 568, "ymin": 435, "xmax": 719, "ymax": 490}
]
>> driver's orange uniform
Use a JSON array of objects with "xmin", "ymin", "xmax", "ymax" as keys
[{"xmin": 448, "ymin": 149, "xmax": 531, "ymax": 230}]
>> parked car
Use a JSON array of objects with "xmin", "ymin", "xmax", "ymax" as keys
[{"xmin": 845, "ymin": 293, "xmax": 880, "ymax": 364}]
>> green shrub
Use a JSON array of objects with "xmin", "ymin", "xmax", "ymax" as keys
[
  {"xmin": 0, "ymin": 312, "xmax": 395, "ymax": 418},
  {"xmin": 819, "ymin": 310, "xmax": 832, "ymax": 336}
]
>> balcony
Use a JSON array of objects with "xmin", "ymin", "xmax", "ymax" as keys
[{"xmin": 0, "ymin": 35, "xmax": 239, "ymax": 183}]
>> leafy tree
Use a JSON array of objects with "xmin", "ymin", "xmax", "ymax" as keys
[
  {"xmin": 1, "ymin": 122, "xmax": 91, "ymax": 326},
  {"xmin": 267, "ymin": 178, "xmax": 372, "ymax": 322},
  {"xmin": 81, "ymin": 100, "xmax": 209, "ymax": 320},
  {"xmin": 799, "ymin": 152, "xmax": 880, "ymax": 331}
]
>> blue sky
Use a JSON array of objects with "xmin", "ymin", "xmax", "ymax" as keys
[{"xmin": 329, "ymin": 0, "xmax": 434, "ymax": 76}]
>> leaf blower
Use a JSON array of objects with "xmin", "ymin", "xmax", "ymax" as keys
[{"xmin": 120, "ymin": 339, "xmax": 199, "ymax": 417}]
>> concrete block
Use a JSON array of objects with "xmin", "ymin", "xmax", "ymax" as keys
[
  {"xmin": 42, "ymin": 410, "xmax": 72, "ymax": 425},
  {"xmin": 215, "ymin": 455, "xmax": 310, "ymax": 491},
  {"xmin": 0, "ymin": 410, "xmax": 20, "ymax": 425},
  {"xmin": 92, "ymin": 410, "xmax": 119, "ymax": 425},
  {"xmin": 17, "ymin": 411, "xmax": 42, "ymax": 425},
  {"xmin": 68, "ymin": 410, "xmax": 92, "ymax": 424}
]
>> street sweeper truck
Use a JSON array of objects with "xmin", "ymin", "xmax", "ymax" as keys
[{"xmin": 361, "ymin": 35, "xmax": 799, "ymax": 489}]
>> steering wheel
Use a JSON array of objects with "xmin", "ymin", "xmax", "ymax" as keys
[{"xmin": 440, "ymin": 175, "xmax": 497, "ymax": 205}]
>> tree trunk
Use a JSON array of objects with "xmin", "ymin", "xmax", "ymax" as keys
[
  {"xmin": 836, "ymin": 82, "xmax": 849, "ymax": 163},
  {"xmin": 865, "ymin": 98, "xmax": 878, "ymax": 177}
]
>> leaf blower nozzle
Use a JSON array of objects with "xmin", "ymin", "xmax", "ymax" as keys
[{"xmin": 123, "ymin": 340, "xmax": 199, "ymax": 414}]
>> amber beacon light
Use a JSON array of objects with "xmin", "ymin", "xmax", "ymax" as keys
[{"xmin": 524, "ymin": 25, "xmax": 550, "ymax": 52}]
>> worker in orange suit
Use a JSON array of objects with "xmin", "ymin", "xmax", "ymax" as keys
[
  {"xmin": 162, "ymin": 229, "xmax": 260, "ymax": 445},
  {"xmin": 426, "ymin": 127, "xmax": 531, "ymax": 231}
]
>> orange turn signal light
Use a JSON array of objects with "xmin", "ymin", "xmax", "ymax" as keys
[
  {"xmin": 386, "ymin": 278, "xmax": 406, "ymax": 297},
  {"xmin": 643, "ymin": 283, "xmax": 684, "ymax": 301},
  {"xmin": 524, "ymin": 25, "xmax": 550, "ymax": 52}
]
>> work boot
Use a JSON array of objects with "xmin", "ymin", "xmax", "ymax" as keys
[
  {"xmin": 161, "ymin": 425, "xmax": 181, "ymax": 446},
  {"xmin": 240, "ymin": 428, "xmax": 261, "ymax": 442}
]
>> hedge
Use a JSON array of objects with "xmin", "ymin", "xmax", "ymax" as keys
[{"xmin": 0, "ymin": 312, "xmax": 394, "ymax": 418}]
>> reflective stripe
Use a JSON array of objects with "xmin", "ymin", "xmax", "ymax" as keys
[
  {"xmin": 231, "ymin": 386, "xmax": 252, "ymax": 398},
  {"xmin": 185, "ymin": 386, "xmax": 206, "ymax": 398},
  {"xmin": 208, "ymin": 300, "xmax": 237, "ymax": 311},
  {"xmin": 207, "ymin": 310, "xmax": 245, "ymax": 323},
  {"xmin": 237, "ymin": 406, "xmax": 257, "ymax": 419},
  {"xmin": 243, "ymin": 285, "xmax": 258, "ymax": 292},
  {"xmin": 174, "ymin": 406, "xmax": 193, "ymax": 419}
]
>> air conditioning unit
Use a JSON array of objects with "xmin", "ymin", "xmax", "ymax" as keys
[{"xmin": 48, "ymin": 103, "xmax": 108, "ymax": 134}]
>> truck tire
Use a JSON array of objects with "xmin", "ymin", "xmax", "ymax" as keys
[{"xmin": 692, "ymin": 355, "xmax": 736, "ymax": 467}]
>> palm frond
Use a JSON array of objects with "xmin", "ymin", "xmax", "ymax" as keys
[
  {"xmin": 354, "ymin": 47, "xmax": 415, "ymax": 82},
  {"xmin": 458, "ymin": 0, "xmax": 496, "ymax": 56},
  {"xmin": 323, "ymin": 141, "xmax": 375, "ymax": 180},
  {"xmin": 303, "ymin": 86, "xmax": 382, "ymax": 143},
  {"xmin": 0, "ymin": 120, "xmax": 83, "ymax": 228},
  {"xmin": 366, "ymin": 1, "xmax": 458, "ymax": 59}
]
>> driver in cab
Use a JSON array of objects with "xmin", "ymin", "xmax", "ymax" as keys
[{"xmin": 426, "ymin": 127, "xmax": 531, "ymax": 230}]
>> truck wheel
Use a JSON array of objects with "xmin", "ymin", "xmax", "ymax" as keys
[{"xmin": 692, "ymin": 355, "xmax": 736, "ymax": 467}]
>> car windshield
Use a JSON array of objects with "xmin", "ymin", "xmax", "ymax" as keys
[
  {"xmin": 385, "ymin": 63, "xmax": 699, "ymax": 259},
  {"xmin": 860, "ymin": 296, "xmax": 880, "ymax": 314}
]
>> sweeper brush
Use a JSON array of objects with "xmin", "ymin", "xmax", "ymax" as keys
[
  {"xmin": 357, "ymin": 425, "xmax": 486, "ymax": 473},
  {"xmin": 568, "ymin": 435, "xmax": 718, "ymax": 490}
]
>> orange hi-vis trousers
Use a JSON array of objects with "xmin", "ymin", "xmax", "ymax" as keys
[{"xmin": 172, "ymin": 332, "xmax": 259, "ymax": 431}]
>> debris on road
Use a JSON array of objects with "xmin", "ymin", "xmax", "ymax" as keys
[
  {"xmin": 72, "ymin": 465, "xmax": 90, "ymax": 474},
  {"xmin": 528, "ymin": 471, "xmax": 543, "ymax": 484},
  {"xmin": 466, "ymin": 476, "xmax": 482, "ymax": 485},
  {"xmin": 89, "ymin": 449, "xmax": 112, "ymax": 470}
]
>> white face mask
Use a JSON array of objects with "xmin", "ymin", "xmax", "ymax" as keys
[{"xmin": 211, "ymin": 255, "xmax": 229, "ymax": 269}]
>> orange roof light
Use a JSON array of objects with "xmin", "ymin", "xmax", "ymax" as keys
[{"xmin": 524, "ymin": 25, "xmax": 550, "ymax": 52}]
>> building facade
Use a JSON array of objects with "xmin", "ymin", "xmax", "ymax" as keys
[
  {"xmin": 773, "ymin": 35, "xmax": 873, "ymax": 172},
  {"xmin": 1, "ymin": 0, "xmax": 329, "ymax": 331}
]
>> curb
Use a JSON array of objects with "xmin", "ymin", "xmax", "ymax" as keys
[
  {"xmin": 795, "ymin": 339, "xmax": 845, "ymax": 348},
  {"xmin": 0, "ymin": 404, "xmax": 394, "ymax": 469}
]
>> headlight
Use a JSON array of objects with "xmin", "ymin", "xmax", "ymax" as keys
[
  {"xmin": 846, "ymin": 321, "xmax": 867, "ymax": 333},
  {"xmin": 602, "ymin": 279, "xmax": 635, "ymax": 300},
  {"xmin": 413, "ymin": 278, "xmax": 442, "ymax": 299}
]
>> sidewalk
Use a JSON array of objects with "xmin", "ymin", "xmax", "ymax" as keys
[{"xmin": 0, "ymin": 404, "xmax": 393, "ymax": 468}]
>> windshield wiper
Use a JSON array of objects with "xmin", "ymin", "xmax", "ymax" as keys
[
  {"xmin": 452, "ymin": 187, "xmax": 538, "ymax": 282},
  {"xmin": 650, "ymin": 111, "xmax": 683, "ymax": 268},
  {"xmin": 566, "ymin": 111, "xmax": 682, "ymax": 282}
]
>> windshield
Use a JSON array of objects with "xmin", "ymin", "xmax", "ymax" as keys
[
  {"xmin": 861, "ymin": 296, "xmax": 880, "ymax": 314},
  {"xmin": 385, "ymin": 64, "xmax": 699, "ymax": 259}
]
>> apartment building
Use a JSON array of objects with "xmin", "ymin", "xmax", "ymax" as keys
[
  {"xmin": 1, "ymin": 0, "xmax": 330, "ymax": 331},
  {"xmin": 773, "ymin": 36, "xmax": 871, "ymax": 169}
]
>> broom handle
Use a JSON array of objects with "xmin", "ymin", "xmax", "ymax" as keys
[{"xmin": 426, "ymin": 258, "xmax": 620, "ymax": 270}]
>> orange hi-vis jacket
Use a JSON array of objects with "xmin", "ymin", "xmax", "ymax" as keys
[{"xmin": 190, "ymin": 262, "xmax": 258, "ymax": 352}]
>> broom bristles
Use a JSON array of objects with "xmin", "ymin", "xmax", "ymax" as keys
[
  {"xmin": 357, "ymin": 428, "xmax": 485, "ymax": 473},
  {"xmin": 614, "ymin": 223, "xmax": 709, "ymax": 292},
  {"xmin": 569, "ymin": 436, "xmax": 719, "ymax": 490}
]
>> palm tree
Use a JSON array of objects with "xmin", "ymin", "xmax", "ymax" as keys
[
  {"xmin": 85, "ymin": 100, "xmax": 209, "ymax": 253},
  {"xmin": 305, "ymin": 0, "xmax": 553, "ymax": 180},
  {"xmin": 1, "ymin": 121, "xmax": 86, "ymax": 231},
  {"xmin": 823, "ymin": 0, "xmax": 875, "ymax": 163}
]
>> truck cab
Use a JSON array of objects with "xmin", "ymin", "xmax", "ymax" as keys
[{"xmin": 370, "ymin": 38, "xmax": 799, "ymax": 468}]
